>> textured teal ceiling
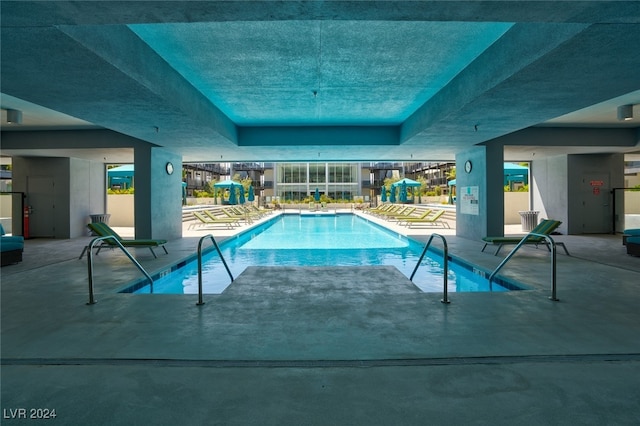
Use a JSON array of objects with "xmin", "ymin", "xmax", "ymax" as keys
[{"xmin": 131, "ymin": 21, "xmax": 512, "ymax": 126}]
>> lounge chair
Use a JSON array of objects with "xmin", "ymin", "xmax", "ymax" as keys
[
  {"xmin": 79, "ymin": 222, "xmax": 168, "ymax": 259},
  {"xmin": 481, "ymin": 219, "xmax": 570, "ymax": 256},
  {"xmin": 627, "ymin": 236, "xmax": 640, "ymax": 256},
  {"xmin": 372, "ymin": 204, "xmax": 403, "ymax": 217},
  {"xmin": 388, "ymin": 208, "xmax": 431, "ymax": 222},
  {"xmin": 1, "ymin": 223, "xmax": 24, "ymax": 266},
  {"xmin": 379, "ymin": 206, "xmax": 416, "ymax": 219},
  {"xmin": 217, "ymin": 208, "xmax": 254, "ymax": 224},
  {"xmin": 251, "ymin": 205, "xmax": 274, "ymax": 215},
  {"xmin": 233, "ymin": 206, "xmax": 264, "ymax": 219},
  {"xmin": 399, "ymin": 210, "xmax": 449, "ymax": 228},
  {"xmin": 193, "ymin": 211, "xmax": 241, "ymax": 229},
  {"xmin": 365, "ymin": 204, "xmax": 393, "ymax": 215}
]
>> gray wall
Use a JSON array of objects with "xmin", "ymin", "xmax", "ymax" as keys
[
  {"xmin": 567, "ymin": 153, "xmax": 624, "ymax": 234},
  {"xmin": 532, "ymin": 153, "xmax": 624, "ymax": 235},
  {"xmin": 11, "ymin": 157, "xmax": 105, "ymax": 238}
]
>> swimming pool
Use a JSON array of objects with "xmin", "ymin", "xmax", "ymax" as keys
[{"xmin": 124, "ymin": 213, "xmax": 521, "ymax": 294}]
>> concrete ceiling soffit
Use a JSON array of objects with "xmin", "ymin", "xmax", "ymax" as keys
[
  {"xmin": 494, "ymin": 127, "xmax": 639, "ymax": 149},
  {"xmin": 0, "ymin": 26, "xmax": 233, "ymax": 148},
  {"xmin": 399, "ymin": 22, "xmax": 589, "ymax": 145},
  {"xmin": 474, "ymin": 23, "xmax": 640, "ymax": 147},
  {"xmin": 57, "ymin": 24, "xmax": 238, "ymax": 144},
  {"xmin": 3, "ymin": 1, "xmax": 639, "ymax": 26},
  {"xmin": 237, "ymin": 126, "xmax": 400, "ymax": 147}
]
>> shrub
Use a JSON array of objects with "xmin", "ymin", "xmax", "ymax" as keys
[{"xmin": 107, "ymin": 187, "xmax": 134, "ymax": 194}]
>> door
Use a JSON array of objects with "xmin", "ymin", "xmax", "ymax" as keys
[
  {"xmin": 580, "ymin": 173, "xmax": 611, "ymax": 233},
  {"xmin": 27, "ymin": 176, "xmax": 55, "ymax": 237}
]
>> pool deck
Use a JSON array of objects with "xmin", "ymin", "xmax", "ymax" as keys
[{"xmin": 2, "ymin": 209, "xmax": 640, "ymax": 425}]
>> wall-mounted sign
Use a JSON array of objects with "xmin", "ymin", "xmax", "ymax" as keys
[
  {"xmin": 590, "ymin": 180, "xmax": 604, "ymax": 187},
  {"xmin": 460, "ymin": 186, "xmax": 479, "ymax": 215}
]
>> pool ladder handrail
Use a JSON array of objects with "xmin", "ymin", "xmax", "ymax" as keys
[
  {"xmin": 86, "ymin": 235, "xmax": 153, "ymax": 305},
  {"xmin": 410, "ymin": 233, "xmax": 450, "ymax": 304},
  {"xmin": 488, "ymin": 231, "xmax": 559, "ymax": 301},
  {"xmin": 196, "ymin": 234, "xmax": 234, "ymax": 306}
]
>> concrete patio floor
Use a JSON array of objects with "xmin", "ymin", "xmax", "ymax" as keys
[{"xmin": 1, "ymin": 210, "xmax": 639, "ymax": 425}]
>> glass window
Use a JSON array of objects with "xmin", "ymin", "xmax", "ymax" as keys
[{"xmin": 309, "ymin": 163, "xmax": 325, "ymax": 184}]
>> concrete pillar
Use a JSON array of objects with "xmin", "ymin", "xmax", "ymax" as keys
[
  {"xmin": 455, "ymin": 145, "xmax": 504, "ymax": 240},
  {"xmin": 134, "ymin": 146, "xmax": 182, "ymax": 240}
]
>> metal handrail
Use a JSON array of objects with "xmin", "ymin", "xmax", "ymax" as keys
[
  {"xmin": 86, "ymin": 235, "xmax": 153, "ymax": 305},
  {"xmin": 196, "ymin": 234, "xmax": 234, "ymax": 306},
  {"xmin": 489, "ymin": 231, "xmax": 559, "ymax": 301},
  {"xmin": 410, "ymin": 233, "xmax": 450, "ymax": 304}
]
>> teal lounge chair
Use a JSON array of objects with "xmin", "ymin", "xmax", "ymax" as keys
[
  {"xmin": 1, "ymin": 223, "xmax": 24, "ymax": 266},
  {"xmin": 79, "ymin": 222, "xmax": 168, "ymax": 259},
  {"xmin": 481, "ymin": 219, "xmax": 570, "ymax": 256}
]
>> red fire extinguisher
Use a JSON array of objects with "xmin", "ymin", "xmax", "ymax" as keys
[{"xmin": 23, "ymin": 206, "xmax": 30, "ymax": 239}]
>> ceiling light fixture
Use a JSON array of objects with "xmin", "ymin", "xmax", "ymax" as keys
[
  {"xmin": 617, "ymin": 104, "xmax": 633, "ymax": 121},
  {"xmin": 6, "ymin": 109, "xmax": 22, "ymax": 124}
]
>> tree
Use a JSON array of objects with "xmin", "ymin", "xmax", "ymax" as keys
[{"xmin": 446, "ymin": 167, "xmax": 456, "ymax": 181}]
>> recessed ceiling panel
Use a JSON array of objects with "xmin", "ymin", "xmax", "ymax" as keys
[{"xmin": 130, "ymin": 21, "xmax": 512, "ymax": 125}]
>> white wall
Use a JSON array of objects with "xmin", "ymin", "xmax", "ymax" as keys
[
  {"xmin": 532, "ymin": 156, "xmax": 569, "ymax": 234},
  {"xmin": 107, "ymin": 194, "xmax": 135, "ymax": 226},
  {"xmin": 504, "ymin": 192, "xmax": 530, "ymax": 224},
  {"xmin": 626, "ymin": 191, "xmax": 640, "ymax": 213}
]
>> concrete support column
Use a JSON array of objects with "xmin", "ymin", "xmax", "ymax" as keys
[
  {"xmin": 455, "ymin": 145, "xmax": 504, "ymax": 240},
  {"xmin": 134, "ymin": 146, "xmax": 182, "ymax": 240}
]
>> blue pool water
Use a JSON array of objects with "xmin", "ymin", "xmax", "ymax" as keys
[{"xmin": 127, "ymin": 214, "xmax": 519, "ymax": 294}]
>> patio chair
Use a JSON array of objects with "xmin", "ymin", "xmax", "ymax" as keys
[
  {"xmin": 233, "ymin": 206, "xmax": 264, "ymax": 219},
  {"xmin": 481, "ymin": 219, "xmax": 569, "ymax": 256},
  {"xmin": 217, "ymin": 208, "xmax": 254, "ymax": 224},
  {"xmin": 193, "ymin": 211, "xmax": 241, "ymax": 229},
  {"xmin": 626, "ymin": 236, "xmax": 640, "ymax": 256},
  {"xmin": 365, "ymin": 204, "xmax": 393, "ymax": 215},
  {"xmin": 388, "ymin": 208, "xmax": 431, "ymax": 222},
  {"xmin": 250, "ymin": 205, "xmax": 274, "ymax": 215},
  {"xmin": 79, "ymin": 222, "xmax": 168, "ymax": 259},
  {"xmin": 399, "ymin": 210, "xmax": 449, "ymax": 228},
  {"xmin": 372, "ymin": 204, "xmax": 403, "ymax": 217},
  {"xmin": 378, "ymin": 206, "xmax": 415, "ymax": 219},
  {"xmin": 1, "ymin": 223, "xmax": 24, "ymax": 266}
]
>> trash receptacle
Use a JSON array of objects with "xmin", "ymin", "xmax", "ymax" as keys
[
  {"xmin": 90, "ymin": 214, "xmax": 110, "ymax": 224},
  {"xmin": 89, "ymin": 214, "xmax": 111, "ymax": 235},
  {"xmin": 518, "ymin": 211, "xmax": 539, "ymax": 232}
]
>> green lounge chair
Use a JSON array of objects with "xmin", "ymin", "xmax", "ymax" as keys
[
  {"xmin": 217, "ymin": 208, "xmax": 254, "ymax": 224},
  {"xmin": 388, "ymin": 208, "xmax": 432, "ymax": 222},
  {"xmin": 481, "ymin": 219, "xmax": 570, "ymax": 256},
  {"xmin": 372, "ymin": 205, "xmax": 406, "ymax": 217},
  {"xmin": 372, "ymin": 204, "xmax": 403, "ymax": 217},
  {"xmin": 400, "ymin": 210, "xmax": 449, "ymax": 228},
  {"xmin": 379, "ymin": 206, "xmax": 416, "ymax": 219},
  {"xmin": 193, "ymin": 211, "xmax": 241, "ymax": 229},
  {"xmin": 79, "ymin": 222, "xmax": 168, "ymax": 259},
  {"xmin": 365, "ymin": 204, "xmax": 394, "ymax": 215},
  {"xmin": 232, "ymin": 206, "xmax": 263, "ymax": 219}
]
